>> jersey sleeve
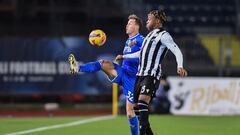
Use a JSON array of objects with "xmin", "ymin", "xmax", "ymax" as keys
[
  {"xmin": 123, "ymin": 51, "xmax": 140, "ymax": 59},
  {"xmin": 160, "ymin": 32, "xmax": 183, "ymax": 68}
]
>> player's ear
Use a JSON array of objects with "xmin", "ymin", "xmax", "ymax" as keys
[
  {"xmin": 136, "ymin": 25, "xmax": 140, "ymax": 31},
  {"xmin": 156, "ymin": 19, "xmax": 161, "ymax": 25}
]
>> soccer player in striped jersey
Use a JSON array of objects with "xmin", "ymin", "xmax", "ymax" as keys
[
  {"xmin": 116, "ymin": 10, "xmax": 188, "ymax": 135},
  {"xmin": 69, "ymin": 14, "xmax": 144, "ymax": 135}
]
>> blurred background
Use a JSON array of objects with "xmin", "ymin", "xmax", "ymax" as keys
[{"xmin": 0, "ymin": 0, "xmax": 239, "ymax": 116}]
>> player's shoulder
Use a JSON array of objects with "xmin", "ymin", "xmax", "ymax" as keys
[
  {"xmin": 159, "ymin": 28, "xmax": 169, "ymax": 35},
  {"xmin": 138, "ymin": 33, "xmax": 144, "ymax": 38},
  {"xmin": 160, "ymin": 30, "xmax": 174, "ymax": 43},
  {"xmin": 160, "ymin": 29, "xmax": 171, "ymax": 38},
  {"xmin": 129, "ymin": 33, "xmax": 142, "ymax": 40},
  {"xmin": 136, "ymin": 34, "xmax": 145, "ymax": 41}
]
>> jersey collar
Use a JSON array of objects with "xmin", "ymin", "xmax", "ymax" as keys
[{"xmin": 128, "ymin": 33, "xmax": 140, "ymax": 40}]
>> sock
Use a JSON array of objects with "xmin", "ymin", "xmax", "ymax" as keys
[
  {"xmin": 146, "ymin": 125, "xmax": 154, "ymax": 135},
  {"xmin": 128, "ymin": 116, "xmax": 139, "ymax": 135},
  {"xmin": 138, "ymin": 100, "xmax": 153, "ymax": 135},
  {"xmin": 79, "ymin": 61, "xmax": 101, "ymax": 73}
]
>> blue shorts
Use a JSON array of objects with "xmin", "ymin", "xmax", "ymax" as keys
[{"xmin": 108, "ymin": 63, "xmax": 136, "ymax": 104}]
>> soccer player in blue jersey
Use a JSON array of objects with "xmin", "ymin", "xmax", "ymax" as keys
[{"xmin": 68, "ymin": 14, "xmax": 144, "ymax": 135}]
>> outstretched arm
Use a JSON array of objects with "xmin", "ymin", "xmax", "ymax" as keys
[
  {"xmin": 123, "ymin": 51, "xmax": 140, "ymax": 59},
  {"xmin": 115, "ymin": 51, "xmax": 140, "ymax": 60},
  {"xmin": 161, "ymin": 32, "xmax": 187, "ymax": 77}
]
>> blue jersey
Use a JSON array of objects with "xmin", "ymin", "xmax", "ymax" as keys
[{"xmin": 122, "ymin": 33, "xmax": 144, "ymax": 75}]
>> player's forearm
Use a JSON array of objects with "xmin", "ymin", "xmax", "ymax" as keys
[
  {"xmin": 173, "ymin": 48, "xmax": 183, "ymax": 68},
  {"xmin": 123, "ymin": 51, "xmax": 140, "ymax": 59}
]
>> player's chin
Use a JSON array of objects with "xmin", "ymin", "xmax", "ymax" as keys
[{"xmin": 146, "ymin": 25, "xmax": 152, "ymax": 31}]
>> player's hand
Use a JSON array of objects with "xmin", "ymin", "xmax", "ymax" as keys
[
  {"xmin": 115, "ymin": 55, "xmax": 124, "ymax": 61},
  {"xmin": 128, "ymin": 40, "xmax": 137, "ymax": 47},
  {"xmin": 177, "ymin": 68, "xmax": 188, "ymax": 77}
]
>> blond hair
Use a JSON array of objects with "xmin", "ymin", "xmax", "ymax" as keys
[{"xmin": 128, "ymin": 14, "xmax": 143, "ymax": 30}]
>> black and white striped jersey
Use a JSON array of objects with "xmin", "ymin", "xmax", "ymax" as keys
[{"xmin": 123, "ymin": 28, "xmax": 183, "ymax": 79}]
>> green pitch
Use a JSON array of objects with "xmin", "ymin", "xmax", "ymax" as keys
[{"xmin": 1, "ymin": 115, "xmax": 240, "ymax": 135}]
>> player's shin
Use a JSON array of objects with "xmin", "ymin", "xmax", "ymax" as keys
[
  {"xmin": 79, "ymin": 61, "xmax": 102, "ymax": 73},
  {"xmin": 138, "ymin": 100, "xmax": 153, "ymax": 135},
  {"xmin": 128, "ymin": 116, "xmax": 139, "ymax": 135}
]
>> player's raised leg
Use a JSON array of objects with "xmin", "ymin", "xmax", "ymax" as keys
[
  {"xmin": 99, "ymin": 60, "xmax": 118, "ymax": 79},
  {"xmin": 68, "ymin": 53, "xmax": 117, "ymax": 78}
]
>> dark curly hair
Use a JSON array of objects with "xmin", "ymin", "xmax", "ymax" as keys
[{"xmin": 148, "ymin": 9, "xmax": 167, "ymax": 24}]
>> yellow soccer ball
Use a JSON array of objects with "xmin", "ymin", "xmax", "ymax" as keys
[{"xmin": 89, "ymin": 29, "xmax": 106, "ymax": 46}]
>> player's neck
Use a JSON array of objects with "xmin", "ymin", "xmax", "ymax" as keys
[
  {"xmin": 153, "ymin": 26, "xmax": 162, "ymax": 30},
  {"xmin": 153, "ymin": 24, "xmax": 163, "ymax": 30},
  {"xmin": 128, "ymin": 32, "xmax": 139, "ymax": 38}
]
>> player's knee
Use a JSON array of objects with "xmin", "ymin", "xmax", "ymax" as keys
[
  {"xmin": 138, "ymin": 100, "xmax": 149, "ymax": 111},
  {"xmin": 100, "ymin": 59, "xmax": 110, "ymax": 65},
  {"xmin": 126, "ymin": 104, "xmax": 135, "ymax": 117},
  {"xmin": 98, "ymin": 59, "xmax": 103, "ymax": 65},
  {"xmin": 133, "ymin": 105, "xmax": 139, "ymax": 116},
  {"xmin": 100, "ymin": 60, "xmax": 113, "ymax": 68},
  {"xmin": 126, "ymin": 109, "xmax": 135, "ymax": 118}
]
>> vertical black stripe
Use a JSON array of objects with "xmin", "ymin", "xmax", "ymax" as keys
[
  {"xmin": 147, "ymin": 31, "xmax": 167, "ymax": 75},
  {"xmin": 141, "ymin": 30, "xmax": 154, "ymax": 51},
  {"xmin": 155, "ymin": 48, "xmax": 168, "ymax": 76},
  {"xmin": 139, "ymin": 39, "xmax": 147, "ymax": 68},
  {"xmin": 141, "ymin": 31, "xmax": 161, "ymax": 74},
  {"xmin": 140, "ymin": 31, "xmax": 154, "ymax": 57},
  {"xmin": 159, "ymin": 48, "xmax": 168, "ymax": 63},
  {"xmin": 139, "ymin": 31, "xmax": 155, "ymax": 73},
  {"xmin": 141, "ymin": 38, "xmax": 147, "ymax": 50},
  {"xmin": 147, "ymin": 40, "xmax": 162, "ymax": 75},
  {"xmin": 155, "ymin": 66, "xmax": 160, "ymax": 78},
  {"xmin": 155, "ymin": 64, "xmax": 161, "ymax": 78},
  {"xmin": 141, "ymin": 38, "xmax": 154, "ymax": 74}
]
